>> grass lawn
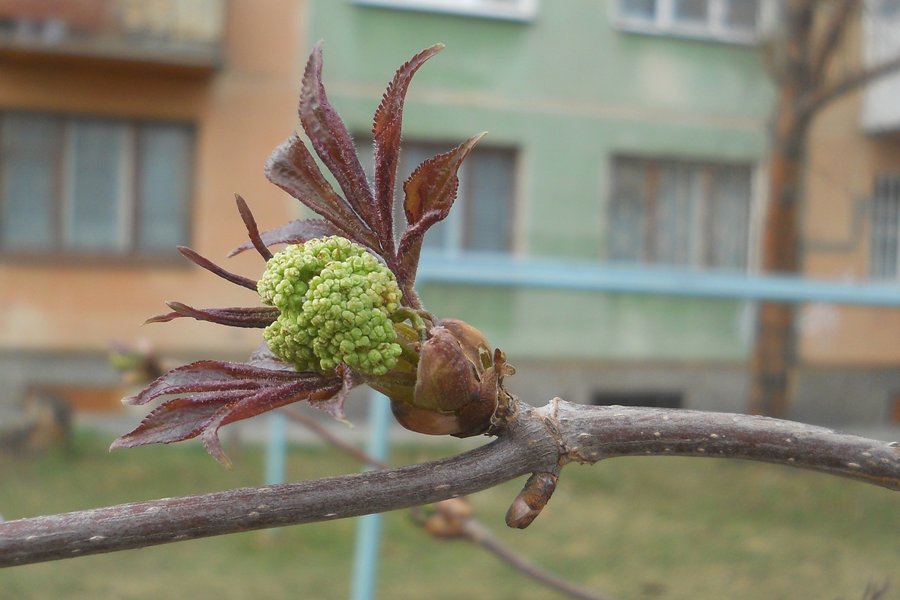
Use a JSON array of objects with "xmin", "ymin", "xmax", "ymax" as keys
[{"xmin": 0, "ymin": 428, "xmax": 897, "ymax": 600}]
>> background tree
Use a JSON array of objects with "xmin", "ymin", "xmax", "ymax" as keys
[{"xmin": 752, "ymin": 0, "xmax": 900, "ymax": 416}]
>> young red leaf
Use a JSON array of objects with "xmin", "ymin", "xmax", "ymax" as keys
[
  {"xmin": 397, "ymin": 133, "xmax": 486, "ymax": 283},
  {"xmin": 372, "ymin": 43, "xmax": 445, "ymax": 253},
  {"xmin": 300, "ymin": 42, "xmax": 381, "ymax": 245},
  {"xmin": 111, "ymin": 396, "xmax": 240, "ymax": 451},
  {"xmin": 234, "ymin": 194, "xmax": 273, "ymax": 261},
  {"xmin": 113, "ymin": 361, "xmax": 345, "ymax": 466},
  {"xmin": 177, "ymin": 246, "xmax": 257, "ymax": 290},
  {"xmin": 227, "ymin": 218, "xmax": 339, "ymax": 257},
  {"xmin": 199, "ymin": 378, "xmax": 343, "ymax": 466},
  {"xmin": 124, "ymin": 359, "xmax": 308, "ymax": 406},
  {"xmin": 265, "ymin": 134, "xmax": 378, "ymax": 249},
  {"xmin": 145, "ymin": 303, "xmax": 278, "ymax": 329}
]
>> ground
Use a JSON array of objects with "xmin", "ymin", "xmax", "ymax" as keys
[{"xmin": 0, "ymin": 428, "xmax": 897, "ymax": 599}]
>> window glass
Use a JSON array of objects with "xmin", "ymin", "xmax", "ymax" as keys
[
  {"xmin": 724, "ymin": 0, "xmax": 758, "ymax": 30},
  {"xmin": 0, "ymin": 113, "xmax": 59, "ymax": 250},
  {"xmin": 608, "ymin": 159, "xmax": 646, "ymax": 262},
  {"xmin": 464, "ymin": 147, "xmax": 515, "ymax": 253},
  {"xmin": 672, "ymin": 0, "xmax": 708, "ymax": 23},
  {"xmin": 620, "ymin": 0, "xmax": 657, "ymax": 20},
  {"xmin": 137, "ymin": 124, "xmax": 192, "ymax": 252},
  {"xmin": 67, "ymin": 119, "xmax": 127, "ymax": 251}
]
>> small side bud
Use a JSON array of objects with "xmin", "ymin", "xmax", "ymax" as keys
[{"xmin": 505, "ymin": 472, "xmax": 558, "ymax": 529}]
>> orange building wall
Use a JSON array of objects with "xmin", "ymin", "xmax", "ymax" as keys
[
  {"xmin": 0, "ymin": 0, "xmax": 310, "ymax": 358},
  {"xmin": 799, "ymin": 85, "xmax": 900, "ymax": 366}
]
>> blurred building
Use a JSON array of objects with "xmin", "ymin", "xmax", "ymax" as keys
[
  {"xmin": 0, "ymin": 0, "xmax": 309, "ymax": 417},
  {"xmin": 0, "ymin": 0, "xmax": 898, "ymax": 430}
]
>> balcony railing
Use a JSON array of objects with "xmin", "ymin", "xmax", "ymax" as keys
[{"xmin": 0, "ymin": 0, "xmax": 225, "ymax": 72}]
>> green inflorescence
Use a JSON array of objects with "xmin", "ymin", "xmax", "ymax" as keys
[{"xmin": 258, "ymin": 236, "xmax": 403, "ymax": 376}]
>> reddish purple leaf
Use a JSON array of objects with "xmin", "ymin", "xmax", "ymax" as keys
[
  {"xmin": 113, "ymin": 361, "xmax": 343, "ymax": 466},
  {"xmin": 398, "ymin": 133, "xmax": 486, "ymax": 282},
  {"xmin": 372, "ymin": 44, "xmax": 444, "ymax": 254},
  {"xmin": 200, "ymin": 378, "xmax": 343, "ymax": 466},
  {"xmin": 234, "ymin": 194, "xmax": 273, "ymax": 261},
  {"xmin": 227, "ymin": 219, "xmax": 339, "ymax": 258},
  {"xmin": 177, "ymin": 246, "xmax": 257, "ymax": 291},
  {"xmin": 145, "ymin": 302, "xmax": 278, "ymax": 329},
  {"xmin": 299, "ymin": 43, "xmax": 381, "ymax": 244},
  {"xmin": 125, "ymin": 360, "xmax": 310, "ymax": 406},
  {"xmin": 265, "ymin": 134, "xmax": 378, "ymax": 249},
  {"xmin": 111, "ymin": 396, "xmax": 234, "ymax": 450}
]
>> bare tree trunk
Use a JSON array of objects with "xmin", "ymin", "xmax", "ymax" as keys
[{"xmin": 750, "ymin": 0, "xmax": 814, "ymax": 416}]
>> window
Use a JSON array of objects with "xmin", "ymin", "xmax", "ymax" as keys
[
  {"xmin": 353, "ymin": 0, "xmax": 537, "ymax": 21},
  {"xmin": 0, "ymin": 111, "xmax": 193, "ymax": 258},
  {"xmin": 870, "ymin": 173, "xmax": 900, "ymax": 279},
  {"xmin": 613, "ymin": 0, "xmax": 773, "ymax": 44},
  {"xmin": 357, "ymin": 140, "xmax": 517, "ymax": 255},
  {"xmin": 608, "ymin": 157, "xmax": 752, "ymax": 270}
]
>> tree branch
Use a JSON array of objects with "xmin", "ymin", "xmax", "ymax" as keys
[
  {"xmin": 808, "ymin": 0, "xmax": 860, "ymax": 87},
  {"xmin": 1, "ymin": 399, "xmax": 897, "ymax": 568},
  {"xmin": 800, "ymin": 53, "xmax": 900, "ymax": 121},
  {"xmin": 459, "ymin": 518, "xmax": 620, "ymax": 600},
  {"xmin": 550, "ymin": 400, "xmax": 900, "ymax": 488}
]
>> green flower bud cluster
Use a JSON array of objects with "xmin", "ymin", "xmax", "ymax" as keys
[{"xmin": 258, "ymin": 236, "xmax": 403, "ymax": 376}]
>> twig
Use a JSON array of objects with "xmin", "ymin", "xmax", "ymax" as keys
[
  {"xmin": 2, "ymin": 399, "xmax": 898, "ymax": 568},
  {"xmin": 459, "ymin": 518, "xmax": 618, "ymax": 600},
  {"xmin": 282, "ymin": 407, "xmax": 611, "ymax": 600}
]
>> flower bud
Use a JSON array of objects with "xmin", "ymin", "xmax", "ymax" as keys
[{"xmin": 382, "ymin": 319, "xmax": 504, "ymax": 437}]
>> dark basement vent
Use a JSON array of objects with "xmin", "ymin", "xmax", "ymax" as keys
[{"xmin": 591, "ymin": 391, "xmax": 683, "ymax": 409}]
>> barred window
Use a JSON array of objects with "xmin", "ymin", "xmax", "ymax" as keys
[
  {"xmin": 870, "ymin": 173, "xmax": 900, "ymax": 279},
  {"xmin": 608, "ymin": 156, "xmax": 752, "ymax": 270}
]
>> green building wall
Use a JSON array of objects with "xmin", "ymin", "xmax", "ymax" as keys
[{"xmin": 306, "ymin": 0, "xmax": 774, "ymax": 362}]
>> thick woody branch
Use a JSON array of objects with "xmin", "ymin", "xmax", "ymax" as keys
[
  {"xmin": 549, "ymin": 400, "xmax": 900, "ymax": 488},
  {"xmin": 1, "ymin": 399, "xmax": 897, "ymax": 568}
]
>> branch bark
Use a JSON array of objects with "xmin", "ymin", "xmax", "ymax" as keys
[{"xmin": 1, "ymin": 399, "xmax": 897, "ymax": 568}]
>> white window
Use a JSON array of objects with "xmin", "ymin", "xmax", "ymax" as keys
[
  {"xmin": 870, "ymin": 173, "xmax": 900, "ymax": 279},
  {"xmin": 613, "ymin": 0, "xmax": 776, "ymax": 44},
  {"xmin": 358, "ymin": 140, "xmax": 517, "ymax": 256},
  {"xmin": 608, "ymin": 156, "xmax": 753, "ymax": 270},
  {"xmin": 0, "ymin": 111, "xmax": 193, "ymax": 258},
  {"xmin": 353, "ymin": 0, "xmax": 537, "ymax": 22}
]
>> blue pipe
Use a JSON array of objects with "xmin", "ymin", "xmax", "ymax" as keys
[
  {"xmin": 349, "ymin": 391, "xmax": 392, "ymax": 600},
  {"xmin": 264, "ymin": 411, "xmax": 287, "ymax": 486},
  {"xmin": 416, "ymin": 254, "xmax": 900, "ymax": 306}
]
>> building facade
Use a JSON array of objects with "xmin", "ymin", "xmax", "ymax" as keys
[{"xmin": 0, "ymin": 0, "xmax": 897, "ymax": 430}]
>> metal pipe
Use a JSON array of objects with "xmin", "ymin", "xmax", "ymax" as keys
[
  {"xmin": 417, "ymin": 254, "xmax": 900, "ymax": 306},
  {"xmin": 349, "ymin": 391, "xmax": 392, "ymax": 600}
]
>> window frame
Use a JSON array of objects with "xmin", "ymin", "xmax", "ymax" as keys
[
  {"xmin": 352, "ymin": 0, "xmax": 538, "ymax": 22},
  {"xmin": 606, "ymin": 154, "xmax": 755, "ymax": 271},
  {"xmin": 612, "ymin": 0, "xmax": 777, "ymax": 45},
  {"xmin": 0, "ymin": 109, "xmax": 195, "ymax": 265}
]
